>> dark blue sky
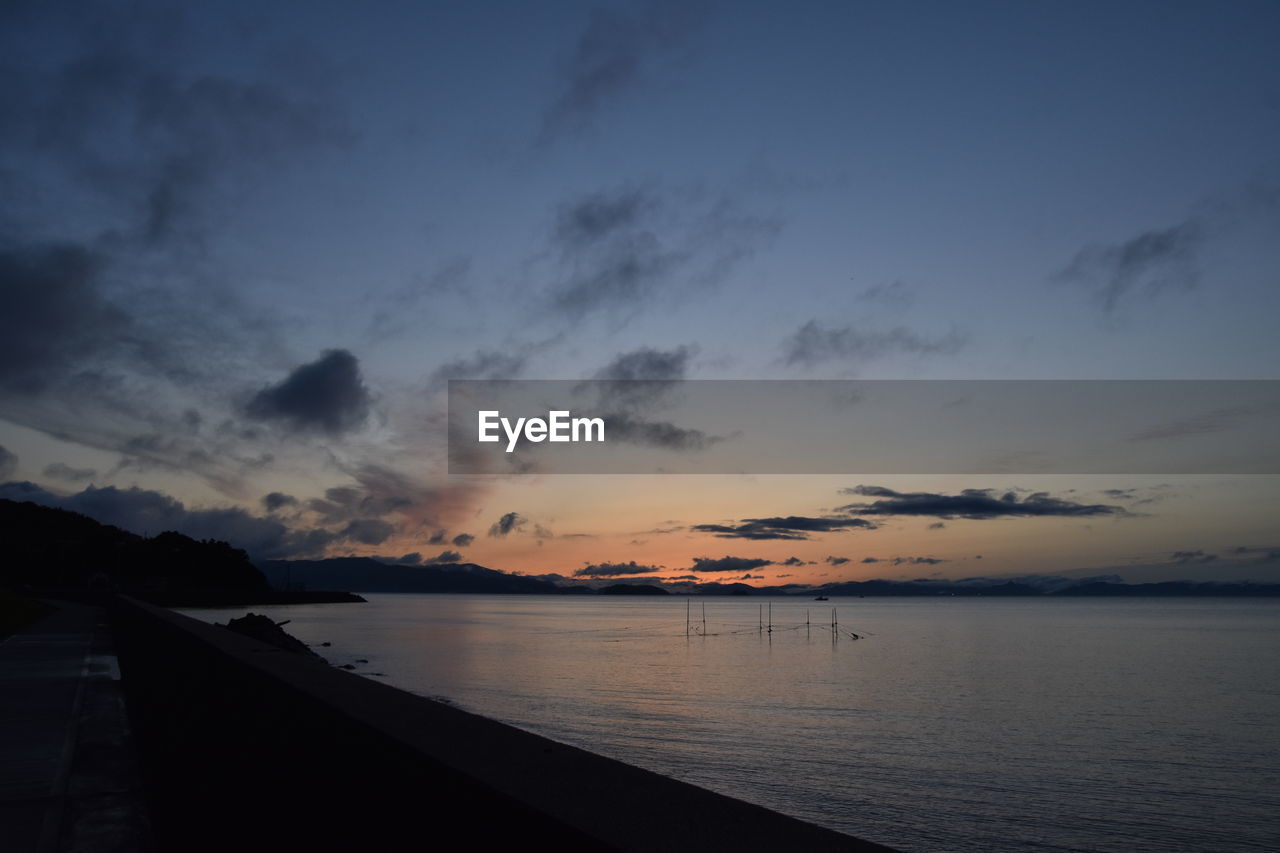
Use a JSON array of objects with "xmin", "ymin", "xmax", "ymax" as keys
[{"xmin": 2, "ymin": 1, "xmax": 1278, "ymax": 583}]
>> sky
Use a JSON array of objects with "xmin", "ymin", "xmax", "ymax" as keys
[{"xmin": 2, "ymin": 0, "xmax": 1278, "ymax": 588}]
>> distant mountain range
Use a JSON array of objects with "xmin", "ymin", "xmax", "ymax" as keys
[{"xmin": 264, "ymin": 557, "xmax": 1280, "ymax": 597}]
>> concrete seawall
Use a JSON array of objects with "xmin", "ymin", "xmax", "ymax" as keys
[{"xmin": 111, "ymin": 596, "xmax": 897, "ymax": 852}]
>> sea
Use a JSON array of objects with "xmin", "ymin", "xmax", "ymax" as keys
[{"xmin": 181, "ymin": 595, "xmax": 1280, "ymax": 852}]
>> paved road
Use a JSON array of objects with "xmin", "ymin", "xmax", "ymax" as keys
[{"xmin": 0, "ymin": 603, "xmax": 149, "ymax": 852}]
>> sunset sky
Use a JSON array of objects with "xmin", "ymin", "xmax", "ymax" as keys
[{"xmin": 2, "ymin": 0, "xmax": 1278, "ymax": 587}]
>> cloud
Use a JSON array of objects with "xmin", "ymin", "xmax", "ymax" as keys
[
  {"xmin": 339, "ymin": 518, "xmax": 395, "ymax": 546},
  {"xmin": 424, "ymin": 550, "xmax": 464, "ymax": 565},
  {"xmin": 692, "ymin": 515, "xmax": 877, "ymax": 540},
  {"xmin": 262, "ymin": 491, "xmax": 297, "ymax": 512},
  {"xmin": 397, "ymin": 552, "xmax": 423, "ymax": 565},
  {"xmin": 890, "ymin": 556, "xmax": 946, "ymax": 566},
  {"xmin": 927, "ymin": 522, "xmax": 945, "ymax": 530},
  {"xmin": 838, "ymin": 485, "xmax": 1125, "ymax": 519},
  {"xmin": 602, "ymin": 411, "xmax": 723, "ymax": 452},
  {"xmin": 689, "ymin": 556, "xmax": 773, "ymax": 573},
  {"xmin": 541, "ymin": 1, "xmax": 708, "ymax": 140},
  {"xmin": 0, "ymin": 244, "xmax": 131, "ymax": 395},
  {"xmin": 1171, "ymin": 550, "xmax": 1218, "ymax": 564},
  {"xmin": 1057, "ymin": 220, "xmax": 1200, "ymax": 312},
  {"xmin": 782, "ymin": 556, "xmax": 813, "ymax": 566},
  {"xmin": 245, "ymin": 350, "xmax": 371, "ymax": 435},
  {"xmin": 826, "ymin": 556, "xmax": 850, "ymax": 565},
  {"xmin": 547, "ymin": 185, "xmax": 779, "ymax": 318},
  {"xmin": 595, "ymin": 345, "xmax": 693, "ymax": 382},
  {"xmin": 0, "ymin": 446, "xmax": 18, "ymax": 481},
  {"xmin": 488, "ymin": 511, "xmax": 526, "ymax": 537},
  {"xmin": 574, "ymin": 560, "xmax": 663, "ymax": 577},
  {"xmin": 40, "ymin": 462, "xmax": 96, "ymax": 482},
  {"xmin": 861, "ymin": 557, "xmax": 880, "ymax": 563},
  {"xmin": 782, "ymin": 320, "xmax": 966, "ymax": 368},
  {"xmin": 0, "ymin": 7, "xmax": 350, "ymax": 249},
  {"xmin": 557, "ymin": 189, "xmax": 656, "ymax": 249},
  {"xmin": 857, "ymin": 280, "xmax": 914, "ymax": 310},
  {"xmin": 429, "ymin": 349, "xmax": 527, "ymax": 387},
  {"xmin": 451, "ymin": 532, "xmax": 475, "ymax": 547}
]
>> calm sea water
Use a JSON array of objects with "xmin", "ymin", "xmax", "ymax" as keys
[{"xmin": 183, "ymin": 596, "xmax": 1280, "ymax": 852}]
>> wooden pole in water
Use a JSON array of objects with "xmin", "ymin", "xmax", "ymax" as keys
[
  {"xmin": 768, "ymin": 602, "xmax": 772, "ymax": 634},
  {"xmin": 701, "ymin": 601, "xmax": 706, "ymax": 634},
  {"xmin": 806, "ymin": 608, "xmax": 810, "ymax": 638},
  {"xmin": 686, "ymin": 599, "xmax": 690, "ymax": 637}
]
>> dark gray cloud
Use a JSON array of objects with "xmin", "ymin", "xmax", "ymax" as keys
[
  {"xmin": 425, "ymin": 550, "xmax": 463, "ymax": 565},
  {"xmin": 556, "ymin": 189, "xmax": 655, "ymax": 248},
  {"xmin": 43, "ymin": 462, "xmax": 98, "ymax": 482},
  {"xmin": 857, "ymin": 280, "xmax": 914, "ymax": 310},
  {"xmin": 0, "ymin": 244, "xmax": 131, "ymax": 394},
  {"xmin": 838, "ymin": 485, "xmax": 1124, "ymax": 519},
  {"xmin": 306, "ymin": 476, "xmax": 415, "ymax": 525},
  {"xmin": 262, "ymin": 491, "xmax": 298, "ymax": 512},
  {"xmin": 1171, "ymin": 550, "xmax": 1218, "ymax": 564},
  {"xmin": 890, "ymin": 556, "xmax": 946, "ymax": 566},
  {"xmin": 245, "ymin": 350, "xmax": 371, "ymax": 435},
  {"xmin": 0, "ymin": 5, "xmax": 353, "ymax": 490},
  {"xmin": 782, "ymin": 321, "xmax": 966, "ymax": 368},
  {"xmin": 541, "ymin": 1, "xmax": 708, "ymax": 140},
  {"xmin": 488, "ymin": 511, "xmax": 526, "ymax": 537},
  {"xmin": 782, "ymin": 556, "xmax": 813, "ymax": 566},
  {"xmin": 0, "ymin": 6, "xmax": 350, "ymax": 248},
  {"xmin": 301, "ymin": 465, "xmax": 483, "ymax": 547},
  {"xmin": 861, "ymin": 557, "xmax": 880, "ymax": 563},
  {"xmin": 577, "ymin": 345, "xmax": 724, "ymax": 451},
  {"xmin": 397, "ymin": 552, "xmax": 422, "ymax": 565},
  {"xmin": 689, "ymin": 556, "xmax": 773, "ymax": 573},
  {"xmin": 548, "ymin": 185, "xmax": 779, "ymax": 318},
  {"xmin": 693, "ymin": 515, "xmax": 877, "ymax": 540},
  {"xmin": 0, "ymin": 445, "xmax": 16, "ymax": 480},
  {"xmin": 1057, "ymin": 220, "xmax": 1200, "ymax": 312},
  {"xmin": 595, "ymin": 345, "xmax": 693, "ymax": 382},
  {"xmin": 338, "ymin": 518, "xmax": 395, "ymax": 546},
  {"xmin": 429, "ymin": 349, "xmax": 527, "ymax": 388},
  {"xmin": 826, "ymin": 556, "xmax": 850, "ymax": 565},
  {"xmin": 602, "ymin": 411, "xmax": 723, "ymax": 452},
  {"xmin": 451, "ymin": 532, "xmax": 475, "ymax": 547},
  {"xmin": 427, "ymin": 529, "xmax": 447, "ymax": 545},
  {"xmin": 574, "ymin": 560, "xmax": 662, "ymax": 577}
]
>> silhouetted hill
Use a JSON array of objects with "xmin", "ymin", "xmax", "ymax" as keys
[
  {"xmin": 0, "ymin": 498, "xmax": 271, "ymax": 603},
  {"xmin": 259, "ymin": 558, "xmax": 569, "ymax": 594},
  {"xmin": 1054, "ymin": 580, "xmax": 1280, "ymax": 597},
  {"xmin": 599, "ymin": 583, "xmax": 669, "ymax": 595},
  {"xmin": 798, "ymin": 578, "xmax": 1280, "ymax": 597}
]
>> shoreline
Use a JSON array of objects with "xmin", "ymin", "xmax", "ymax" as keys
[{"xmin": 112, "ymin": 595, "xmax": 898, "ymax": 852}]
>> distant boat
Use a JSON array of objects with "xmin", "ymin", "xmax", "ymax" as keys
[{"xmin": 814, "ymin": 595, "xmax": 828, "ymax": 601}]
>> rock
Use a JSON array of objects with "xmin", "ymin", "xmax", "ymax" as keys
[{"xmin": 220, "ymin": 613, "xmax": 322, "ymax": 659}]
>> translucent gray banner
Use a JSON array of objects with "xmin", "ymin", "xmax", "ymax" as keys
[{"xmin": 447, "ymin": 380, "xmax": 1280, "ymax": 474}]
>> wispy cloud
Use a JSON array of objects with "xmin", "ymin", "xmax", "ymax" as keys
[
  {"xmin": 540, "ymin": 1, "xmax": 710, "ymax": 141},
  {"xmin": 838, "ymin": 485, "xmax": 1125, "ymax": 519},
  {"xmin": 693, "ymin": 515, "xmax": 877, "ymax": 540},
  {"xmin": 782, "ymin": 321, "xmax": 965, "ymax": 368}
]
